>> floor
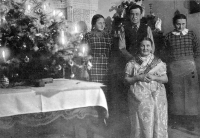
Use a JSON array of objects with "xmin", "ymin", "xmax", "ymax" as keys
[
  {"xmin": 0, "ymin": 109, "xmax": 199, "ymax": 138},
  {"xmin": 108, "ymin": 112, "xmax": 200, "ymax": 138}
]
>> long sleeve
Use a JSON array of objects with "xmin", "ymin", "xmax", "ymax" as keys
[
  {"xmin": 125, "ymin": 61, "xmax": 135, "ymax": 76},
  {"xmin": 163, "ymin": 33, "xmax": 170, "ymax": 62},
  {"xmin": 109, "ymin": 33, "xmax": 114, "ymax": 57},
  {"xmin": 147, "ymin": 26, "xmax": 155, "ymax": 53},
  {"xmin": 118, "ymin": 27, "xmax": 134, "ymax": 61},
  {"xmin": 192, "ymin": 31, "xmax": 200, "ymax": 75},
  {"xmin": 192, "ymin": 31, "xmax": 200, "ymax": 58}
]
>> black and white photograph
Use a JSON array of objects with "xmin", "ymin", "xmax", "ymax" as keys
[
  {"xmin": 0, "ymin": 0, "xmax": 200, "ymax": 138},
  {"xmin": 190, "ymin": 0, "xmax": 200, "ymax": 14}
]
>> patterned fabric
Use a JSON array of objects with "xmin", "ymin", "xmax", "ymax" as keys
[
  {"xmin": 125, "ymin": 54, "xmax": 168, "ymax": 138},
  {"xmin": 164, "ymin": 30, "xmax": 200, "ymax": 60},
  {"xmin": 83, "ymin": 31, "xmax": 113, "ymax": 84}
]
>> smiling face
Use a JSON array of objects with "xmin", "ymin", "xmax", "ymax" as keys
[
  {"xmin": 94, "ymin": 17, "xmax": 105, "ymax": 31},
  {"xmin": 174, "ymin": 19, "xmax": 187, "ymax": 32},
  {"xmin": 140, "ymin": 40, "xmax": 152, "ymax": 57},
  {"xmin": 129, "ymin": 8, "xmax": 143, "ymax": 25}
]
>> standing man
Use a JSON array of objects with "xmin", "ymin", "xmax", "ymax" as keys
[{"xmin": 119, "ymin": 4, "xmax": 155, "ymax": 61}]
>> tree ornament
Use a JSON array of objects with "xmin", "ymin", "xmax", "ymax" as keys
[
  {"xmin": 33, "ymin": 45, "xmax": 39, "ymax": 51},
  {"xmin": 22, "ymin": 42, "xmax": 27, "ymax": 49},
  {"xmin": 24, "ymin": 56, "xmax": 29, "ymax": 63},
  {"xmin": 70, "ymin": 73, "xmax": 75, "ymax": 79},
  {"xmin": 12, "ymin": 73, "xmax": 19, "ymax": 78},
  {"xmin": 0, "ymin": 75, "xmax": 9, "ymax": 88},
  {"xmin": 44, "ymin": 65, "xmax": 49, "ymax": 71},
  {"xmin": 55, "ymin": 65, "xmax": 62, "ymax": 71},
  {"xmin": 87, "ymin": 61, "xmax": 93, "ymax": 70},
  {"xmin": 68, "ymin": 60, "xmax": 74, "ymax": 67}
]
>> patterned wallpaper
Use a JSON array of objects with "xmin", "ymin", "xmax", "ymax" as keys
[
  {"xmin": 67, "ymin": 0, "xmax": 98, "ymax": 30},
  {"xmin": 0, "ymin": 0, "xmax": 99, "ymax": 30}
]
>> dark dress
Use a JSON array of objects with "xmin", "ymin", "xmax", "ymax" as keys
[{"xmin": 83, "ymin": 30, "xmax": 113, "ymax": 84}]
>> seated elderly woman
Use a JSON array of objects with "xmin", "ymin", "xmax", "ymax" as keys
[{"xmin": 125, "ymin": 37, "xmax": 168, "ymax": 138}]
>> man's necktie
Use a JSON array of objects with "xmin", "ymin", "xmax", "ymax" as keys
[{"xmin": 133, "ymin": 25, "xmax": 138, "ymax": 33}]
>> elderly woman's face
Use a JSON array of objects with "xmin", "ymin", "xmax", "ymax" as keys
[
  {"xmin": 140, "ymin": 40, "xmax": 152, "ymax": 57},
  {"xmin": 174, "ymin": 19, "xmax": 186, "ymax": 32},
  {"xmin": 94, "ymin": 17, "xmax": 105, "ymax": 31}
]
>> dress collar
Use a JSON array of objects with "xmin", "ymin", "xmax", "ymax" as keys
[{"xmin": 172, "ymin": 28, "xmax": 189, "ymax": 36}]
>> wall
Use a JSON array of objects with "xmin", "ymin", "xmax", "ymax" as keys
[
  {"xmin": 97, "ymin": 0, "xmax": 200, "ymax": 41},
  {"xmin": 97, "ymin": 0, "xmax": 200, "ymax": 117}
]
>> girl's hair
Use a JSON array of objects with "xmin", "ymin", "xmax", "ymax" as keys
[
  {"xmin": 173, "ymin": 14, "xmax": 187, "ymax": 25},
  {"xmin": 140, "ymin": 37, "xmax": 153, "ymax": 46},
  {"xmin": 91, "ymin": 14, "xmax": 104, "ymax": 29}
]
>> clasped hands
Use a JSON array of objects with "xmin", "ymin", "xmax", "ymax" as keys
[{"xmin": 138, "ymin": 73, "xmax": 156, "ymax": 83}]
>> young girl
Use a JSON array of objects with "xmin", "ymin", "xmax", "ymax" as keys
[
  {"xmin": 125, "ymin": 37, "xmax": 168, "ymax": 138},
  {"xmin": 83, "ymin": 14, "xmax": 113, "ymax": 84}
]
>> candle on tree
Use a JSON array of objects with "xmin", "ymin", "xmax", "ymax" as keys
[
  {"xmin": 82, "ymin": 47, "xmax": 85, "ymax": 57},
  {"xmin": 27, "ymin": 5, "xmax": 31, "ymax": 11},
  {"xmin": 2, "ymin": 50, "xmax": 6, "ymax": 62},
  {"xmin": 74, "ymin": 25, "xmax": 78, "ymax": 33},
  {"xmin": 43, "ymin": 5, "xmax": 46, "ymax": 11},
  {"xmin": 53, "ymin": 10, "xmax": 56, "ymax": 16},
  {"xmin": 61, "ymin": 30, "xmax": 65, "ymax": 45}
]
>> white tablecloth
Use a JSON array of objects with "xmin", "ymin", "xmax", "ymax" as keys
[{"xmin": 0, "ymin": 79, "xmax": 108, "ymax": 118}]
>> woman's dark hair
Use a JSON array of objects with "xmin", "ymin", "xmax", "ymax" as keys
[
  {"xmin": 173, "ymin": 14, "xmax": 187, "ymax": 25},
  {"xmin": 140, "ymin": 37, "xmax": 153, "ymax": 46},
  {"xmin": 127, "ymin": 4, "xmax": 143, "ymax": 15},
  {"xmin": 91, "ymin": 14, "xmax": 104, "ymax": 29}
]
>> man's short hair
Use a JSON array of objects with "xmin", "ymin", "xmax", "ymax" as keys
[{"xmin": 127, "ymin": 4, "xmax": 143, "ymax": 15}]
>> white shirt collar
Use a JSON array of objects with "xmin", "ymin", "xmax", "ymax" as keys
[
  {"xmin": 132, "ymin": 23, "xmax": 140, "ymax": 29},
  {"xmin": 172, "ymin": 28, "xmax": 189, "ymax": 36}
]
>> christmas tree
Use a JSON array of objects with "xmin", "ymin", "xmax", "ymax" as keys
[{"xmin": 0, "ymin": 0, "xmax": 90, "ymax": 86}]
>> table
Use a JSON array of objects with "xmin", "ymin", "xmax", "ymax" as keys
[{"xmin": 0, "ymin": 79, "xmax": 108, "ymax": 138}]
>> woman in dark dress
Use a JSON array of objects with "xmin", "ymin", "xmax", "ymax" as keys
[
  {"xmin": 82, "ymin": 14, "xmax": 113, "ymax": 138},
  {"xmin": 83, "ymin": 14, "xmax": 113, "ymax": 85}
]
